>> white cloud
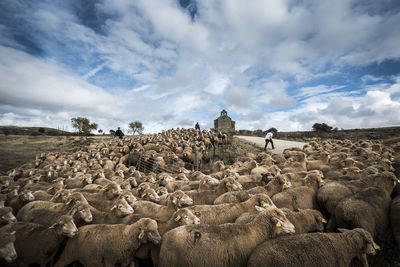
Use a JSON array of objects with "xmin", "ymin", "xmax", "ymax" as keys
[{"xmin": 1, "ymin": 0, "xmax": 400, "ymax": 134}]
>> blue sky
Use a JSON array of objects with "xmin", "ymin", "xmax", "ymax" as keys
[{"xmin": 1, "ymin": 0, "xmax": 400, "ymax": 133}]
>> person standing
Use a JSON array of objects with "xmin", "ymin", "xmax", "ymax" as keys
[
  {"xmin": 264, "ymin": 131, "xmax": 274, "ymax": 151},
  {"xmin": 115, "ymin": 127, "xmax": 124, "ymax": 139},
  {"xmin": 195, "ymin": 122, "xmax": 200, "ymax": 131}
]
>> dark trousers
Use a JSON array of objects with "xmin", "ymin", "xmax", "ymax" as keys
[{"xmin": 265, "ymin": 139, "xmax": 274, "ymax": 150}]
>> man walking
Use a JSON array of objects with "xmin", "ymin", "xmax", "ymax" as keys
[{"xmin": 264, "ymin": 131, "xmax": 274, "ymax": 151}]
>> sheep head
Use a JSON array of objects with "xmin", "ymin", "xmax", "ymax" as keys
[
  {"xmin": 137, "ymin": 218, "xmax": 162, "ymax": 245},
  {"xmin": 70, "ymin": 203, "xmax": 93, "ymax": 223},
  {"xmin": 0, "ymin": 231, "xmax": 17, "ymax": 263},
  {"xmin": 173, "ymin": 208, "xmax": 200, "ymax": 226},
  {"xmin": 169, "ymin": 190, "xmax": 193, "ymax": 209},
  {"xmin": 49, "ymin": 215, "xmax": 78, "ymax": 238}
]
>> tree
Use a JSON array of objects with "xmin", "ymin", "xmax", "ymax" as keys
[
  {"xmin": 109, "ymin": 129, "xmax": 116, "ymax": 136},
  {"xmin": 98, "ymin": 129, "xmax": 103, "ymax": 134},
  {"xmin": 266, "ymin": 127, "xmax": 278, "ymax": 133},
  {"xmin": 312, "ymin": 123, "xmax": 333, "ymax": 132},
  {"xmin": 128, "ymin": 121, "xmax": 144, "ymax": 135},
  {"xmin": 70, "ymin": 117, "xmax": 98, "ymax": 135}
]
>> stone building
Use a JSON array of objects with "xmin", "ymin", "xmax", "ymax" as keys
[{"xmin": 213, "ymin": 109, "xmax": 235, "ymax": 132}]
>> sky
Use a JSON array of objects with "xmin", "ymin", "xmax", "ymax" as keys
[{"xmin": 1, "ymin": 0, "xmax": 400, "ymax": 134}]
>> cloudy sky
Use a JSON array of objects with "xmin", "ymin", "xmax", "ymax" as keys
[{"xmin": 1, "ymin": 0, "xmax": 400, "ymax": 134}]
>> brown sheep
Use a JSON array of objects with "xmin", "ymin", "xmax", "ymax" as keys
[
  {"xmin": 318, "ymin": 171, "xmax": 398, "ymax": 231},
  {"xmin": 272, "ymin": 172, "xmax": 324, "ymax": 211},
  {"xmin": 0, "ymin": 229, "xmax": 17, "ymax": 264},
  {"xmin": 334, "ymin": 183, "xmax": 396, "ymax": 237},
  {"xmin": 54, "ymin": 218, "xmax": 161, "ymax": 267},
  {"xmin": 213, "ymin": 186, "xmax": 268, "ymax": 205},
  {"xmin": 17, "ymin": 200, "xmax": 93, "ymax": 227},
  {"xmin": 5, "ymin": 190, "xmax": 35, "ymax": 213},
  {"xmin": 0, "ymin": 207, "xmax": 17, "ymax": 226},
  {"xmin": 247, "ymin": 228, "xmax": 378, "ymax": 267},
  {"xmin": 1, "ymin": 215, "xmax": 78, "ymax": 267},
  {"xmin": 188, "ymin": 193, "xmax": 276, "ymax": 225},
  {"xmin": 89, "ymin": 198, "xmax": 134, "ymax": 224},
  {"xmin": 306, "ymin": 151, "xmax": 330, "ymax": 170},
  {"xmin": 141, "ymin": 188, "xmax": 161, "ymax": 203},
  {"xmin": 185, "ymin": 177, "xmax": 243, "ymax": 205},
  {"xmin": 135, "ymin": 208, "xmax": 201, "ymax": 266},
  {"xmin": 236, "ymin": 208, "xmax": 326, "ymax": 234},
  {"xmin": 391, "ymin": 195, "xmax": 400, "ymax": 248},
  {"xmin": 159, "ymin": 208, "xmax": 295, "ymax": 267},
  {"xmin": 133, "ymin": 190, "xmax": 193, "ymax": 221}
]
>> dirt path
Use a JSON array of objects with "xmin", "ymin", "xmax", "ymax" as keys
[{"xmin": 234, "ymin": 136, "xmax": 307, "ymax": 154}]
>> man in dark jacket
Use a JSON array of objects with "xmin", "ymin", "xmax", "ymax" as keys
[
  {"xmin": 195, "ymin": 122, "xmax": 200, "ymax": 131},
  {"xmin": 115, "ymin": 127, "xmax": 124, "ymax": 139}
]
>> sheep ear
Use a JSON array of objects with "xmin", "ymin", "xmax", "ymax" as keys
[
  {"xmin": 141, "ymin": 193, "xmax": 147, "ymax": 198},
  {"xmin": 70, "ymin": 207, "xmax": 78, "ymax": 215},
  {"xmin": 337, "ymin": 228, "xmax": 349, "ymax": 233},
  {"xmin": 110, "ymin": 205, "xmax": 116, "ymax": 211},
  {"xmin": 276, "ymin": 221, "xmax": 282, "ymax": 228},
  {"xmin": 10, "ymin": 231, "xmax": 16, "ymax": 236},
  {"xmin": 373, "ymin": 241, "xmax": 380, "ymax": 250},
  {"xmin": 171, "ymin": 197, "xmax": 177, "ymax": 204},
  {"xmin": 174, "ymin": 215, "xmax": 182, "ymax": 222},
  {"xmin": 48, "ymin": 223, "xmax": 57, "ymax": 229},
  {"xmin": 138, "ymin": 229, "xmax": 145, "ymax": 239},
  {"xmin": 321, "ymin": 218, "xmax": 327, "ymax": 224},
  {"xmin": 65, "ymin": 198, "xmax": 72, "ymax": 205}
]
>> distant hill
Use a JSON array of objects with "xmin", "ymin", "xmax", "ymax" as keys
[
  {"xmin": 236, "ymin": 126, "xmax": 400, "ymax": 144},
  {"xmin": 0, "ymin": 126, "xmax": 74, "ymax": 136}
]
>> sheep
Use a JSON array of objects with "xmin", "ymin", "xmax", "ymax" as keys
[
  {"xmin": 334, "ymin": 185, "xmax": 396, "ymax": 237},
  {"xmin": 17, "ymin": 200, "xmax": 93, "ymax": 227},
  {"xmin": 135, "ymin": 208, "xmax": 201, "ymax": 266},
  {"xmin": 80, "ymin": 182, "xmax": 122, "ymax": 208},
  {"xmin": 167, "ymin": 175, "xmax": 220, "ymax": 192},
  {"xmin": 236, "ymin": 207, "xmax": 326, "ymax": 234},
  {"xmin": 32, "ymin": 190, "xmax": 53, "ymax": 201},
  {"xmin": 159, "ymin": 208, "xmax": 295, "ymax": 267},
  {"xmin": 213, "ymin": 186, "xmax": 269, "ymax": 205},
  {"xmin": 185, "ymin": 177, "xmax": 243, "ymax": 205},
  {"xmin": 0, "ymin": 230, "xmax": 17, "ymax": 264},
  {"xmin": 64, "ymin": 174, "xmax": 93, "ymax": 189},
  {"xmin": 0, "ymin": 207, "xmax": 17, "ymax": 226},
  {"xmin": 0, "ymin": 194, "xmax": 6, "ymax": 208},
  {"xmin": 306, "ymin": 151, "xmax": 330, "ymax": 171},
  {"xmin": 187, "ymin": 193, "xmax": 276, "ymax": 225},
  {"xmin": 5, "ymin": 190, "xmax": 35, "ymax": 213},
  {"xmin": 391, "ymin": 195, "xmax": 400, "ymax": 248},
  {"xmin": 54, "ymin": 218, "xmax": 161, "ymax": 267},
  {"xmin": 88, "ymin": 198, "xmax": 135, "ymax": 224},
  {"xmin": 272, "ymin": 172, "xmax": 324, "ymax": 211},
  {"xmin": 141, "ymin": 188, "xmax": 160, "ymax": 203},
  {"xmin": 1, "ymin": 215, "xmax": 78, "ymax": 267},
  {"xmin": 132, "ymin": 190, "xmax": 193, "ymax": 221},
  {"xmin": 318, "ymin": 171, "xmax": 398, "ymax": 231},
  {"xmin": 247, "ymin": 228, "xmax": 378, "ymax": 267}
]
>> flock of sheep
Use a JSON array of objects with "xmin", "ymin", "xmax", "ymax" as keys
[{"xmin": 0, "ymin": 127, "xmax": 399, "ymax": 267}]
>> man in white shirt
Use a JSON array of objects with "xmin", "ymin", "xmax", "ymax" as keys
[{"xmin": 264, "ymin": 132, "xmax": 274, "ymax": 151}]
